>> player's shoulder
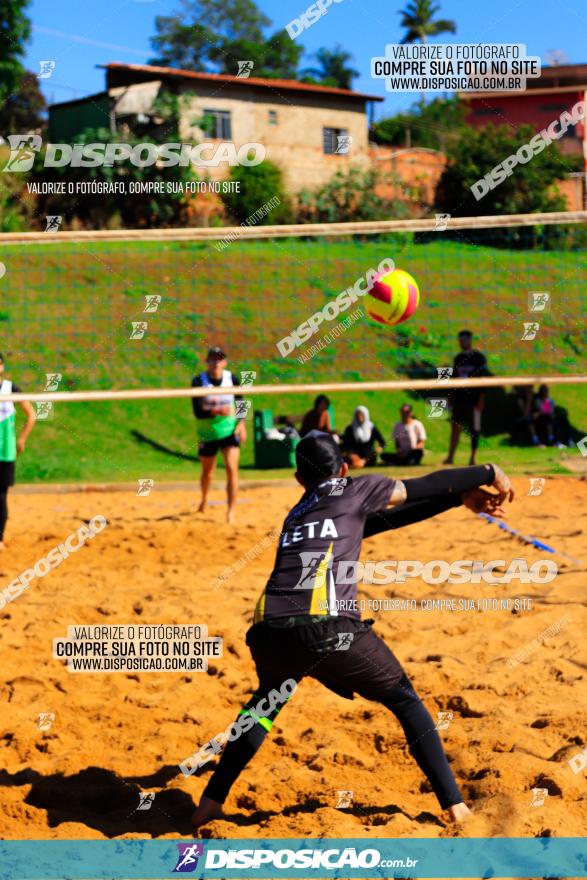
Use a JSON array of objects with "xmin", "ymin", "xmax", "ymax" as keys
[
  {"xmin": 191, "ymin": 373, "xmax": 204, "ymax": 387},
  {"xmin": 352, "ymin": 473, "xmax": 393, "ymax": 491}
]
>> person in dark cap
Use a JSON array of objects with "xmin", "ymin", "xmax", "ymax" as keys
[
  {"xmin": 190, "ymin": 430, "xmax": 514, "ymax": 827},
  {"xmin": 191, "ymin": 347, "xmax": 245, "ymax": 524}
]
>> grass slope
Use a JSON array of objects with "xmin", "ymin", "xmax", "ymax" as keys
[{"xmin": 1, "ymin": 235, "xmax": 585, "ymax": 483}]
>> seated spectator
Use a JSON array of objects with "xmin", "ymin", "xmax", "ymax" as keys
[
  {"xmin": 342, "ymin": 406, "xmax": 385, "ymax": 468},
  {"xmin": 300, "ymin": 395, "xmax": 334, "ymax": 437},
  {"xmin": 532, "ymin": 384, "xmax": 568, "ymax": 448},
  {"xmin": 381, "ymin": 403, "xmax": 426, "ymax": 465}
]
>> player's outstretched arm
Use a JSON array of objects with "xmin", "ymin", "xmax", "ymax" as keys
[
  {"xmin": 363, "ymin": 495, "xmax": 462, "ymax": 538},
  {"xmin": 387, "ymin": 464, "xmax": 514, "ymax": 507},
  {"xmin": 365, "ymin": 464, "xmax": 514, "ymax": 539}
]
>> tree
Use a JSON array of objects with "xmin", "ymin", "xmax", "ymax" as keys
[
  {"xmin": 0, "ymin": 0, "xmax": 32, "ymax": 107},
  {"xmin": 220, "ymin": 160, "xmax": 293, "ymax": 224},
  {"xmin": 399, "ymin": 0, "xmax": 456, "ymax": 45},
  {"xmin": 435, "ymin": 123, "xmax": 577, "ymax": 221},
  {"xmin": 371, "ymin": 97, "xmax": 466, "ymax": 151},
  {"xmin": 151, "ymin": 0, "xmax": 270, "ymax": 72},
  {"xmin": 207, "ymin": 29, "xmax": 302, "ymax": 79},
  {"xmin": 0, "ymin": 70, "xmax": 46, "ymax": 134},
  {"xmin": 297, "ymin": 167, "xmax": 411, "ymax": 223},
  {"xmin": 150, "ymin": 18, "xmax": 214, "ymax": 70},
  {"xmin": 32, "ymin": 126, "xmax": 199, "ymax": 230},
  {"xmin": 302, "ymin": 45, "xmax": 359, "ymax": 90},
  {"xmin": 151, "ymin": 0, "xmax": 304, "ymax": 78}
]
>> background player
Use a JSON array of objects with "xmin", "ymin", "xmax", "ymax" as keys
[
  {"xmin": 191, "ymin": 431, "xmax": 513, "ymax": 828},
  {"xmin": 191, "ymin": 347, "xmax": 245, "ymax": 524},
  {"xmin": 0, "ymin": 354, "xmax": 36, "ymax": 549},
  {"xmin": 445, "ymin": 330, "xmax": 489, "ymax": 465}
]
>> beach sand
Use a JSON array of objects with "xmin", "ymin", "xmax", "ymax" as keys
[{"xmin": 0, "ymin": 476, "xmax": 585, "ymax": 842}]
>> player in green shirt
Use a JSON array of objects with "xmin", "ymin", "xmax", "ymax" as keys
[
  {"xmin": 0, "ymin": 354, "xmax": 36, "ymax": 549},
  {"xmin": 191, "ymin": 347, "xmax": 246, "ymax": 524}
]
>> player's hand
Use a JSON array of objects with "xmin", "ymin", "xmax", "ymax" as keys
[
  {"xmin": 16, "ymin": 438, "xmax": 26, "ymax": 455},
  {"xmin": 462, "ymin": 488, "xmax": 505, "ymax": 517},
  {"xmin": 213, "ymin": 405, "xmax": 232, "ymax": 416},
  {"xmin": 235, "ymin": 422, "xmax": 247, "ymax": 443},
  {"xmin": 488, "ymin": 463, "xmax": 514, "ymax": 504}
]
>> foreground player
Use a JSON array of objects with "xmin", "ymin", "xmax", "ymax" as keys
[
  {"xmin": 0, "ymin": 354, "xmax": 36, "ymax": 550},
  {"xmin": 191, "ymin": 432, "xmax": 513, "ymax": 826}
]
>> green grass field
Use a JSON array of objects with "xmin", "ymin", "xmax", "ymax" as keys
[{"xmin": 2, "ymin": 232, "xmax": 585, "ymax": 483}]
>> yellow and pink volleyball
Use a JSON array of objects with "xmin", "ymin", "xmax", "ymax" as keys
[{"xmin": 365, "ymin": 268, "xmax": 420, "ymax": 326}]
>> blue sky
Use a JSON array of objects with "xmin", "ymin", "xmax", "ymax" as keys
[{"xmin": 27, "ymin": 0, "xmax": 586, "ymax": 118}]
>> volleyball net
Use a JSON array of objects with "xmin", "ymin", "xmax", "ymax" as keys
[
  {"xmin": 0, "ymin": 210, "xmax": 585, "ymax": 397},
  {"xmin": 1, "ymin": 210, "xmax": 585, "ymax": 480}
]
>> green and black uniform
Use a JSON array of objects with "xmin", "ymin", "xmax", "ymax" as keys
[
  {"xmin": 199, "ymin": 463, "xmax": 497, "ymax": 811},
  {"xmin": 0, "ymin": 380, "xmax": 20, "ymax": 540},
  {"xmin": 191, "ymin": 370, "xmax": 241, "ymax": 457}
]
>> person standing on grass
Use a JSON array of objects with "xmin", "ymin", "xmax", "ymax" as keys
[
  {"xmin": 190, "ymin": 430, "xmax": 514, "ymax": 828},
  {"xmin": 191, "ymin": 347, "xmax": 245, "ymax": 525},
  {"xmin": 0, "ymin": 354, "xmax": 36, "ymax": 550},
  {"xmin": 444, "ymin": 330, "xmax": 489, "ymax": 466}
]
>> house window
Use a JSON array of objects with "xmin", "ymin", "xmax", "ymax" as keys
[
  {"xmin": 473, "ymin": 107, "xmax": 503, "ymax": 116},
  {"xmin": 323, "ymin": 127, "xmax": 348, "ymax": 154},
  {"xmin": 268, "ymin": 110, "xmax": 278, "ymax": 125},
  {"xmin": 202, "ymin": 109, "xmax": 232, "ymax": 139}
]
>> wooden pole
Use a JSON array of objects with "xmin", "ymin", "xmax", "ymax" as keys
[{"xmin": 2, "ymin": 375, "xmax": 585, "ymax": 403}]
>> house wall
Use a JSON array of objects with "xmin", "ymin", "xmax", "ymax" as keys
[
  {"xmin": 177, "ymin": 82, "xmax": 371, "ymax": 192},
  {"xmin": 464, "ymin": 89, "xmax": 585, "ymax": 155}
]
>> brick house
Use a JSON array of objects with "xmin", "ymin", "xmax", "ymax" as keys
[
  {"xmin": 461, "ymin": 64, "xmax": 587, "ymax": 208},
  {"xmin": 49, "ymin": 62, "xmax": 383, "ymax": 194}
]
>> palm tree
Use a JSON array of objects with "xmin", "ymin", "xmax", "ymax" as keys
[
  {"xmin": 302, "ymin": 45, "xmax": 360, "ymax": 90},
  {"xmin": 399, "ymin": 0, "xmax": 456, "ymax": 45}
]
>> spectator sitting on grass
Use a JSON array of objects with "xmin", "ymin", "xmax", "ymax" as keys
[
  {"xmin": 342, "ymin": 406, "xmax": 385, "ymax": 468},
  {"xmin": 381, "ymin": 403, "xmax": 426, "ymax": 466},
  {"xmin": 532, "ymin": 384, "xmax": 568, "ymax": 448},
  {"xmin": 300, "ymin": 395, "xmax": 334, "ymax": 437}
]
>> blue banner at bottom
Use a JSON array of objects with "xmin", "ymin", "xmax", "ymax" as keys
[{"xmin": 0, "ymin": 838, "xmax": 585, "ymax": 879}]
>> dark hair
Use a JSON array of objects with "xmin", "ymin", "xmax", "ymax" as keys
[
  {"xmin": 0, "ymin": 353, "xmax": 4, "ymax": 362},
  {"xmin": 538, "ymin": 384, "xmax": 549, "ymax": 395},
  {"xmin": 458, "ymin": 329, "xmax": 473, "ymax": 338},
  {"xmin": 295, "ymin": 430, "xmax": 343, "ymax": 485},
  {"xmin": 400, "ymin": 403, "xmax": 412, "ymax": 412},
  {"xmin": 314, "ymin": 394, "xmax": 330, "ymax": 408}
]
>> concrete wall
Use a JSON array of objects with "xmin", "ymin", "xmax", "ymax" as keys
[{"xmin": 370, "ymin": 146, "xmax": 447, "ymax": 213}]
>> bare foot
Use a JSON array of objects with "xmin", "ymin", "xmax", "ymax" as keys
[
  {"xmin": 226, "ymin": 508, "xmax": 235, "ymax": 525},
  {"xmin": 448, "ymin": 802, "xmax": 472, "ymax": 822},
  {"xmin": 197, "ymin": 500, "xmax": 206, "ymax": 514},
  {"xmin": 0, "ymin": 541, "xmax": 5, "ymax": 551},
  {"xmin": 192, "ymin": 795, "xmax": 225, "ymax": 829},
  {"xmin": 442, "ymin": 458, "xmax": 453, "ymax": 465}
]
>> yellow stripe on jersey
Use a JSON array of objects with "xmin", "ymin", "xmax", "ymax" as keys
[
  {"xmin": 253, "ymin": 588, "xmax": 266, "ymax": 624},
  {"xmin": 309, "ymin": 542, "xmax": 334, "ymax": 615}
]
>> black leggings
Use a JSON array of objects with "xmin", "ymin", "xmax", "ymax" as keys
[
  {"xmin": 0, "ymin": 490, "xmax": 8, "ymax": 541},
  {"xmin": 202, "ymin": 624, "xmax": 462, "ymax": 811}
]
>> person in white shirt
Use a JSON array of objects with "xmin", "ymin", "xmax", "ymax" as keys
[{"xmin": 381, "ymin": 403, "xmax": 426, "ymax": 466}]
